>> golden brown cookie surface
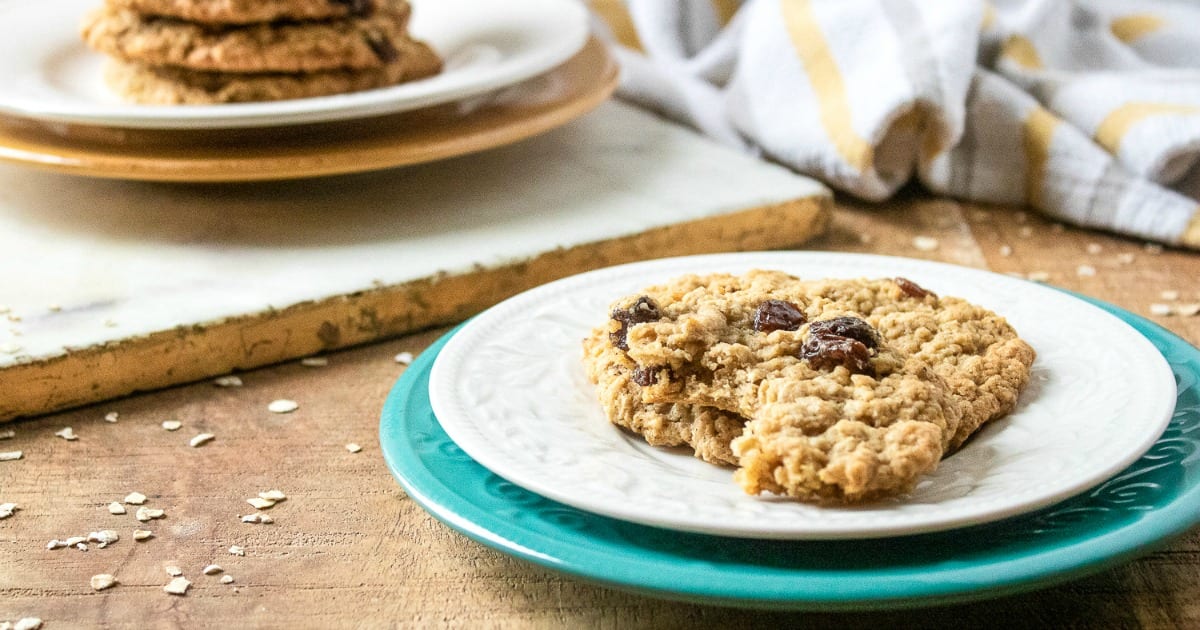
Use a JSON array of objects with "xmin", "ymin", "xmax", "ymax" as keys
[{"xmin": 582, "ymin": 270, "xmax": 1035, "ymax": 503}]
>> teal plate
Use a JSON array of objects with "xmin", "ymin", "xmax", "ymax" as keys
[{"xmin": 379, "ymin": 297, "xmax": 1200, "ymax": 611}]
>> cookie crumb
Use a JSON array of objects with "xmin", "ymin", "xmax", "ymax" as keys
[
  {"xmin": 267, "ymin": 399, "xmax": 298, "ymax": 414},
  {"xmin": 0, "ymin": 451, "xmax": 23, "ymax": 462},
  {"xmin": 0, "ymin": 503, "xmax": 16, "ymax": 519},
  {"xmin": 124, "ymin": 492, "xmax": 147, "ymax": 505},
  {"xmin": 1076, "ymin": 265, "xmax": 1096, "ymax": 277},
  {"xmin": 220, "ymin": 575, "xmax": 234, "ymax": 584},
  {"xmin": 91, "ymin": 574, "xmax": 117, "ymax": 591},
  {"xmin": 189, "ymin": 433, "xmax": 215, "ymax": 447},
  {"xmin": 246, "ymin": 497, "xmax": 275, "ymax": 510},
  {"xmin": 133, "ymin": 529, "xmax": 153, "ymax": 541},
  {"xmin": 104, "ymin": 411, "xmax": 119, "ymax": 423},
  {"xmin": 162, "ymin": 420, "xmax": 182, "ymax": 431},
  {"xmin": 165, "ymin": 565, "xmax": 183, "ymax": 577},
  {"xmin": 1086, "ymin": 243, "xmax": 1103, "ymax": 254},
  {"xmin": 394, "ymin": 351, "xmax": 414, "ymax": 365},
  {"xmin": 300, "ymin": 357, "xmax": 328, "ymax": 367},
  {"xmin": 213, "ymin": 375, "xmax": 243, "ymax": 387},
  {"xmin": 1149, "ymin": 303, "xmax": 1173, "ymax": 316},
  {"xmin": 108, "ymin": 502, "xmax": 126, "ymax": 515},
  {"xmin": 912, "ymin": 236, "xmax": 939, "ymax": 251},
  {"xmin": 136, "ymin": 507, "xmax": 165, "ymax": 522},
  {"xmin": 55, "ymin": 427, "xmax": 78, "ymax": 441},
  {"xmin": 203, "ymin": 564, "xmax": 223, "ymax": 575},
  {"xmin": 1027, "ymin": 271, "xmax": 1051, "ymax": 282},
  {"xmin": 1144, "ymin": 243, "xmax": 1164, "ymax": 254},
  {"xmin": 229, "ymin": 545, "xmax": 245, "ymax": 556},
  {"xmin": 998, "ymin": 245, "xmax": 1012, "ymax": 257},
  {"xmin": 163, "ymin": 576, "xmax": 191, "ymax": 595},
  {"xmin": 1161, "ymin": 290, "xmax": 1180, "ymax": 301},
  {"xmin": 345, "ymin": 443, "xmax": 362, "ymax": 453}
]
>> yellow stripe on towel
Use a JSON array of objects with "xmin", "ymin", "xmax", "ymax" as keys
[
  {"xmin": 1110, "ymin": 15, "xmax": 1165, "ymax": 43},
  {"xmin": 1002, "ymin": 35, "xmax": 1044, "ymax": 69},
  {"xmin": 591, "ymin": 0, "xmax": 645, "ymax": 51},
  {"xmin": 712, "ymin": 0, "xmax": 740, "ymax": 26},
  {"xmin": 781, "ymin": 0, "xmax": 873, "ymax": 172},
  {"xmin": 1094, "ymin": 103, "xmax": 1200, "ymax": 154},
  {"xmin": 1023, "ymin": 106, "xmax": 1061, "ymax": 208}
]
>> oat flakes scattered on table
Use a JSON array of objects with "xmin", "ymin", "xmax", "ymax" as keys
[
  {"xmin": 91, "ymin": 574, "xmax": 117, "ymax": 591},
  {"xmin": 394, "ymin": 351, "xmax": 414, "ymax": 365},
  {"xmin": 54, "ymin": 427, "xmax": 78, "ymax": 441},
  {"xmin": 104, "ymin": 411, "xmax": 120, "ymax": 423},
  {"xmin": 163, "ymin": 576, "xmax": 191, "ymax": 595},
  {"xmin": 912, "ymin": 236, "xmax": 939, "ymax": 251},
  {"xmin": 0, "ymin": 451, "xmax": 23, "ymax": 462},
  {"xmin": 0, "ymin": 503, "xmax": 17, "ymax": 519},
  {"xmin": 213, "ymin": 375, "xmax": 243, "ymax": 387},
  {"xmin": 268, "ymin": 399, "xmax": 299, "ymax": 414},
  {"xmin": 189, "ymin": 433, "xmax": 215, "ymax": 447},
  {"xmin": 162, "ymin": 420, "xmax": 182, "ymax": 431},
  {"xmin": 124, "ymin": 492, "xmax": 147, "ymax": 505},
  {"xmin": 108, "ymin": 502, "xmax": 126, "ymax": 515}
]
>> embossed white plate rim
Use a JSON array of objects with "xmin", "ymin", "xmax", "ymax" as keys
[
  {"xmin": 428, "ymin": 252, "xmax": 1177, "ymax": 539},
  {"xmin": 0, "ymin": 0, "xmax": 587, "ymax": 129}
]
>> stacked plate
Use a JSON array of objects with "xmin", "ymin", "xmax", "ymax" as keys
[
  {"xmin": 0, "ymin": 0, "xmax": 614, "ymax": 181},
  {"xmin": 380, "ymin": 252, "xmax": 1200, "ymax": 610}
]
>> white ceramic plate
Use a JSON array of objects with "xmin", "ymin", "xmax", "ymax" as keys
[
  {"xmin": 428, "ymin": 252, "xmax": 1177, "ymax": 540},
  {"xmin": 0, "ymin": 0, "xmax": 588, "ymax": 129}
]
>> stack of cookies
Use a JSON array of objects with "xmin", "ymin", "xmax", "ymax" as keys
[
  {"xmin": 81, "ymin": 0, "xmax": 442, "ymax": 104},
  {"xmin": 583, "ymin": 270, "xmax": 1036, "ymax": 503}
]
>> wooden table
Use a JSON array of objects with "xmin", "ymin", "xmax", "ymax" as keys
[{"xmin": 2, "ymin": 194, "xmax": 1197, "ymax": 628}]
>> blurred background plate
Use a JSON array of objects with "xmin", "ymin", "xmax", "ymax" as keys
[
  {"xmin": 0, "ymin": 0, "xmax": 589, "ymax": 129},
  {"xmin": 0, "ymin": 36, "xmax": 616, "ymax": 182}
]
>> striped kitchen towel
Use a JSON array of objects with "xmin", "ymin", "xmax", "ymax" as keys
[{"xmin": 593, "ymin": 0, "xmax": 1200, "ymax": 249}]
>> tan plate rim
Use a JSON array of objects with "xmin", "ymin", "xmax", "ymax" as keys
[{"xmin": 0, "ymin": 36, "xmax": 618, "ymax": 182}]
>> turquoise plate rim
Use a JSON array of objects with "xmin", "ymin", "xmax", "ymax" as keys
[{"xmin": 379, "ymin": 294, "xmax": 1200, "ymax": 611}]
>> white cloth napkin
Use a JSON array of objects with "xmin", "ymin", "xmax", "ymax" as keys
[{"xmin": 598, "ymin": 0, "xmax": 1200, "ymax": 248}]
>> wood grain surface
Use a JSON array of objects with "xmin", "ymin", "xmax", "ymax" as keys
[{"xmin": 2, "ymin": 194, "xmax": 1198, "ymax": 629}]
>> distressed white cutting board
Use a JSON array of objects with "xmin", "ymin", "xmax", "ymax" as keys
[{"xmin": 0, "ymin": 101, "xmax": 830, "ymax": 421}]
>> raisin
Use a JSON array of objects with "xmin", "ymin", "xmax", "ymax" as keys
[
  {"xmin": 800, "ymin": 335, "xmax": 874, "ymax": 375},
  {"xmin": 332, "ymin": 0, "xmax": 375, "ymax": 15},
  {"xmin": 610, "ymin": 296, "xmax": 662, "ymax": 351},
  {"xmin": 753, "ymin": 300, "xmax": 807, "ymax": 333},
  {"xmin": 364, "ymin": 33, "xmax": 399, "ymax": 63},
  {"xmin": 631, "ymin": 366, "xmax": 658, "ymax": 386},
  {"xmin": 895, "ymin": 277, "xmax": 936, "ymax": 299},
  {"xmin": 806, "ymin": 317, "xmax": 879, "ymax": 349}
]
